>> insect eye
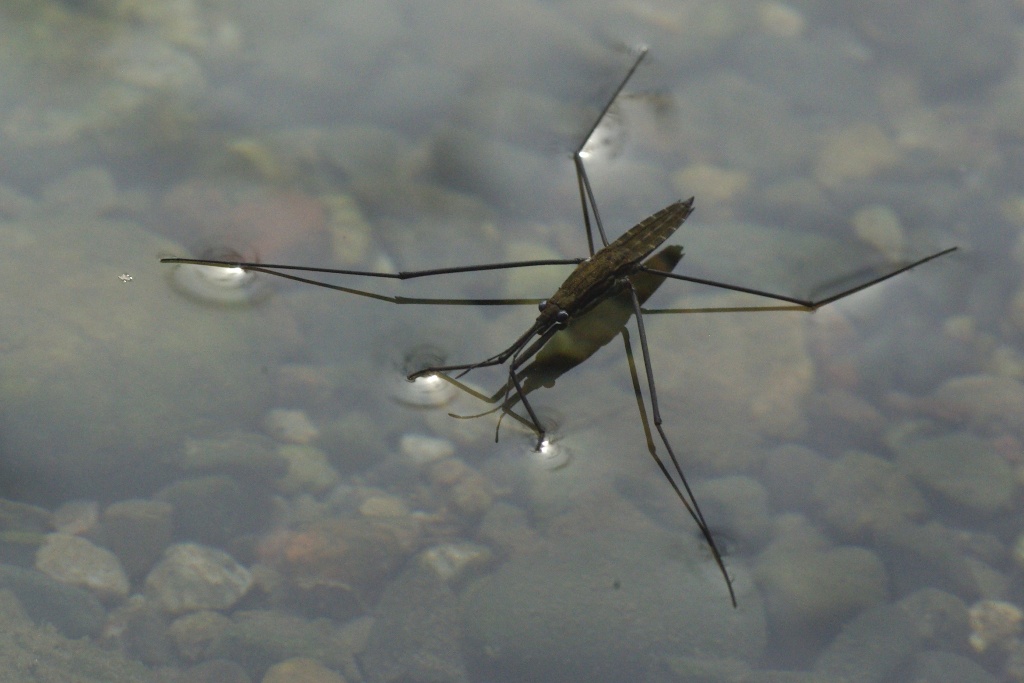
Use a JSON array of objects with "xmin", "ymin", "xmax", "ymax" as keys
[
  {"xmin": 555, "ymin": 310, "xmax": 570, "ymax": 326},
  {"xmin": 538, "ymin": 300, "xmax": 548, "ymax": 312}
]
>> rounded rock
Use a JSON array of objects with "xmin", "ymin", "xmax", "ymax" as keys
[
  {"xmin": 35, "ymin": 533, "xmax": 129, "ymax": 602},
  {"xmin": 100, "ymin": 499, "xmax": 174, "ymax": 577},
  {"xmin": 145, "ymin": 543, "xmax": 252, "ymax": 614},
  {"xmin": 462, "ymin": 529, "xmax": 764, "ymax": 681},
  {"xmin": 264, "ymin": 408, "xmax": 320, "ymax": 445},
  {"xmin": 399, "ymin": 433, "xmax": 455, "ymax": 465},
  {"xmin": 167, "ymin": 610, "xmax": 232, "ymax": 662},
  {"xmin": 851, "ymin": 204, "xmax": 907, "ymax": 260},
  {"xmin": 275, "ymin": 445, "xmax": 340, "ymax": 495},
  {"xmin": 0, "ymin": 215, "xmax": 278, "ymax": 501},
  {"xmin": 262, "ymin": 657, "xmax": 346, "ymax": 683},
  {"xmin": 968, "ymin": 599, "xmax": 1023, "ymax": 653}
]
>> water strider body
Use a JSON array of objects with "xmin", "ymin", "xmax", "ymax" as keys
[
  {"xmin": 162, "ymin": 48, "xmax": 957, "ymax": 607},
  {"xmin": 540, "ymin": 200, "xmax": 694, "ymax": 324}
]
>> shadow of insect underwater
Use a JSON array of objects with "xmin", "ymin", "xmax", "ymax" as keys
[{"xmin": 162, "ymin": 48, "xmax": 957, "ymax": 607}]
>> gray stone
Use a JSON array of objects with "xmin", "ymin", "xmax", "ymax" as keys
[
  {"xmin": 209, "ymin": 610, "xmax": 355, "ymax": 680},
  {"xmin": 361, "ymin": 565, "xmax": 469, "ymax": 683},
  {"xmin": 179, "ymin": 659, "xmax": 252, "ymax": 683},
  {"xmin": 0, "ymin": 588, "xmax": 155, "ymax": 683},
  {"xmin": 928, "ymin": 375, "xmax": 1024, "ymax": 433},
  {"xmin": 461, "ymin": 529, "xmax": 764, "ymax": 682},
  {"xmin": 0, "ymin": 498, "xmax": 54, "ymax": 534},
  {"xmin": 814, "ymin": 604, "xmax": 921, "ymax": 682},
  {"xmin": 654, "ymin": 656, "xmax": 839, "ymax": 683},
  {"xmin": 761, "ymin": 444, "xmax": 828, "ymax": 513},
  {"xmin": 0, "ymin": 564, "xmax": 106, "ymax": 638},
  {"xmin": 911, "ymin": 650, "xmax": 998, "ymax": 683},
  {"xmin": 754, "ymin": 516, "xmax": 888, "ymax": 639},
  {"xmin": 0, "ymin": 212, "xmax": 278, "ymax": 501},
  {"xmin": 105, "ymin": 595, "xmax": 174, "ymax": 666},
  {"xmin": 180, "ymin": 432, "xmax": 288, "ymax": 481},
  {"xmin": 896, "ymin": 588, "xmax": 971, "ymax": 651},
  {"xmin": 893, "ymin": 431, "xmax": 1013, "ymax": 514},
  {"xmin": 167, "ymin": 610, "xmax": 232, "ymax": 663},
  {"xmin": 813, "ymin": 450, "xmax": 927, "ymax": 535},
  {"xmin": 100, "ymin": 499, "xmax": 173, "ymax": 578},
  {"xmin": 155, "ymin": 475, "xmax": 269, "ymax": 546},
  {"xmin": 35, "ymin": 533, "xmax": 129, "ymax": 602},
  {"xmin": 695, "ymin": 475, "xmax": 773, "ymax": 548},
  {"xmin": 145, "ymin": 543, "xmax": 251, "ymax": 614},
  {"xmin": 847, "ymin": 0, "xmax": 1015, "ymax": 97}
]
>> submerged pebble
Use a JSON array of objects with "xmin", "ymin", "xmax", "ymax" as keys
[
  {"xmin": 814, "ymin": 123, "xmax": 900, "ymax": 189},
  {"xmin": 0, "ymin": 215, "xmax": 278, "ymax": 500},
  {"xmin": 814, "ymin": 603, "xmax": 919, "ymax": 681},
  {"xmin": 399, "ymin": 433, "xmax": 455, "ymax": 465},
  {"xmin": 257, "ymin": 516, "xmax": 419, "ymax": 595},
  {"xmin": 968, "ymin": 599, "xmax": 1023, "ymax": 653},
  {"xmin": 462, "ymin": 527, "xmax": 764, "ymax": 681},
  {"xmin": 263, "ymin": 657, "xmax": 345, "ymax": 683},
  {"xmin": 275, "ymin": 444, "xmax": 339, "ymax": 495},
  {"xmin": 428, "ymin": 458, "xmax": 494, "ymax": 517},
  {"xmin": 813, "ymin": 451, "xmax": 927, "ymax": 536},
  {"xmin": 930, "ymin": 374, "xmax": 1024, "ymax": 435},
  {"xmin": 35, "ymin": 533, "xmax": 129, "ymax": 602},
  {"xmin": 418, "ymin": 542, "xmax": 493, "ymax": 584},
  {"xmin": 851, "ymin": 204, "xmax": 907, "ymax": 260},
  {"xmin": 167, "ymin": 610, "xmax": 232, "ymax": 662},
  {"xmin": 754, "ymin": 515, "xmax": 887, "ymax": 639},
  {"xmin": 0, "ymin": 564, "xmax": 106, "ymax": 639},
  {"xmin": 145, "ymin": 542, "xmax": 252, "ymax": 614},
  {"xmin": 53, "ymin": 500, "xmax": 99, "ymax": 536},
  {"xmin": 100, "ymin": 498, "xmax": 174, "ymax": 578},
  {"xmin": 757, "ymin": 1, "xmax": 806, "ymax": 38},
  {"xmin": 264, "ymin": 408, "xmax": 320, "ymax": 445},
  {"xmin": 891, "ymin": 430, "xmax": 1013, "ymax": 514},
  {"xmin": 359, "ymin": 494, "xmax": 409, "ymax": 519}
]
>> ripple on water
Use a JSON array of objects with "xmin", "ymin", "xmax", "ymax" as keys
[
  {"xmin": 389, "ymin": 344, "xmax": 459, "ymax": 407},
  {"xmin": 168, "ymin": 249, "xmax": 267, "ymax": 305},
  {"xmin": 529, "ymin": 437, "xmax": 572, "ymax": 471}
]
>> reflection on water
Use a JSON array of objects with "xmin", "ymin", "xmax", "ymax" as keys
[{"xmin": 0, "ymin": 0, "xmax": 1018, "ymax": 682}]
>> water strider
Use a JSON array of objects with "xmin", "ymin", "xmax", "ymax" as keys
[{"xmin": 162, "ymin": 48, "xmax": 956, "ymax": 607}]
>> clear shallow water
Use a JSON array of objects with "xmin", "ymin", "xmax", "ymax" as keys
[{"xmin": 0, "ymin": 1, "xmax": 1018, "ymax": 682}]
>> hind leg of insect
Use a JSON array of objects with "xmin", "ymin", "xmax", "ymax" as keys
[{"xmin": 624, "ymin": 281, "xmax": 738, "ymax": 607}]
